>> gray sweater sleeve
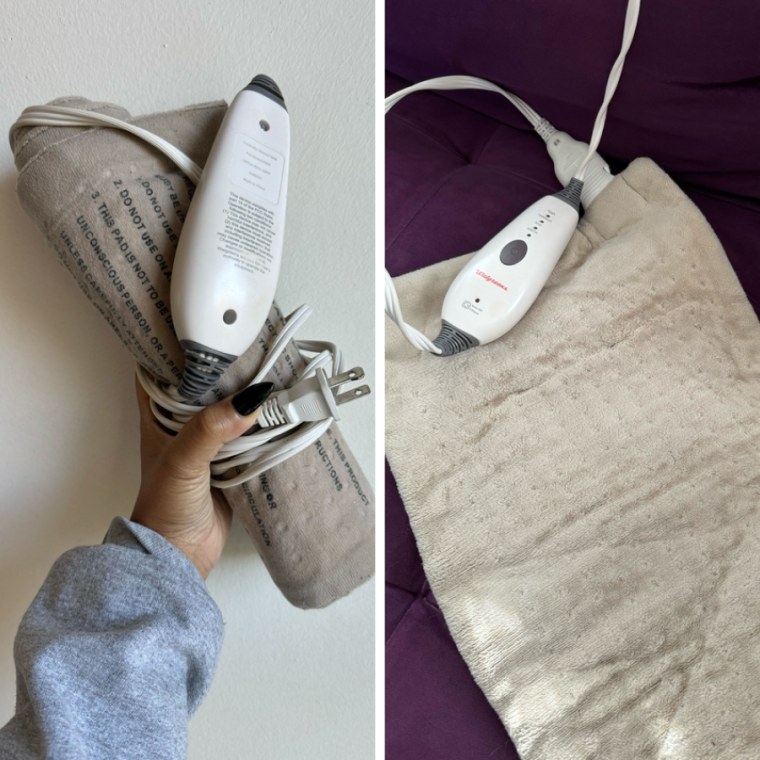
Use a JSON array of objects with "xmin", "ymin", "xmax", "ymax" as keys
[{"xmin": 0, "ymin": 517, "xmax": 224, "ymax": 760}]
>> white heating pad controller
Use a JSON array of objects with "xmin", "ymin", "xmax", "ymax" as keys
[{"xmin": 435, "ymin": 181, "xmax": 582, "ymax": 355}]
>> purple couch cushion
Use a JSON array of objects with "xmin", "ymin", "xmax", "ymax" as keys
[
  {"xmin": 386, "ymin": 463, "xmax": 518, "ymax": 758},
  {"xmin": 386, "ymin": 0, "xmax": 760, "ymax": 203},
  {"xmin": 386, "ymin": 3, "xmax": 760, "ymax": 757}
]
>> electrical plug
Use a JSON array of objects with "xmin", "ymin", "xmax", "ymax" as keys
[
  {"xmin": 257, "ymin": 367, "xmax": 370, "ymax": 428},
  {"xmin": 544, "ymin": 129, "xmax": 614, "ymax": 209}
]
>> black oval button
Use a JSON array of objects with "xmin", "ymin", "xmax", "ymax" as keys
[{"xmin": 499, "ymin": 239, "xmax": 528, "ymax": 266}]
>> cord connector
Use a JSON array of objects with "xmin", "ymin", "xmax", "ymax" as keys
[
  {"xmin": 545, "ymin": 130, "xmax": 614, "ymax": 209},
  {"xmin": 257, "ymin": 367, "xmax": 370, "ymax": 428}
]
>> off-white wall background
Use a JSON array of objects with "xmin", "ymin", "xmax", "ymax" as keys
[{"xmin": 0, "ymin": 1, "xmax": 374, "ymax": 758}]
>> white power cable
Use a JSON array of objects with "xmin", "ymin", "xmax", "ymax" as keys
[
  {"xmin": 10, "ymin": 105, "xmax": 203, "ymax": 183},
  {"xmin": 11, "ymin": 107, "xmax": 364, "ymax": 487},
  {"xmin": 133, "ymin": 305, "xmax": 347, "ymax": 488},
  {"xmin": 384, "ymin": 74, "xmax": 543, "ymax": 356},
  {"xmin": 384, "ymin": 74, "xmax": 543, "ymax": 357},
  {"xmin": 575, "ymin": 0, "xmax": 640, "ymax": 180},
  {"xmin": 384, "ymin": 74, "xmax": 542, "ymax": 127},
  {"xmin": 384, "ymin": 270, "xmax": 442, "ymax": 354}
]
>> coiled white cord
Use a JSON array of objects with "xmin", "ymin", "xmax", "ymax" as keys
[
  {"xmin": 384, "ymin": 270, "xmax": 442, "ymax": 354},
  {"xmin": 11, "ymin": 106, "xmax": 355, "ymax": 488},
  {"xmin": 136, "ymin": 305, "xmax": 343, "ymax": 487}
]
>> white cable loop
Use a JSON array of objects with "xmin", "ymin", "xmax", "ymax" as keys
[
  {"xmin": 384, "ymin": 270, "xmax": 441, "ymax": 354},
  {"xmin": 384, "ymin": 75, "xmax": 546, "ymax": 357},
  {"xmin": 10, "ymin": 105, "xmax": 204, "ymax": 183},
  {"xmin": 136, "ymin": 306, "xmax": 342, "ymax": 488},
  {"xmin": 384, "ymin": 75, "xmax": 542, "ymax": 127}
]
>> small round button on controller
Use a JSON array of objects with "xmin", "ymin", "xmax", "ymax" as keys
[{"xmin": 499, "ymin": 239, "xmax": 528, "ymax": 266}]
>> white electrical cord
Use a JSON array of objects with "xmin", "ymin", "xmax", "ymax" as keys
[
  {"xmin": 10, "ymin": 106, "xmax": 366, "ymax": 488},
  {"xmin": 384, "ymin": 76, "xmax": 543, "ymax": 357},
  {"xmin": 575, "ymin": 0, "xmax": 640, "ymax": 180},
  {"xmin": 383, "ymin": 74, "xmax": 547, "ymax": 356},
  {"xmin": 384, "ymin": 0, "xmax": 640, "ymax": 355},
  {"xmin": 136, "ymin": 305, "xmax": 348, "ymax": 487},
  {"xmin": 384, "ymin": 270, "xmax": 442, "ymax": 354},
  {"xmin": 384, "ymin": 74, "xmax": 543, "ymax": 127},
  {"xmin": 10, "ymin": 105, "xmax": 204, "ymax": 184}
]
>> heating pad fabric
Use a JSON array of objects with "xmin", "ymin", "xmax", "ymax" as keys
[
  {"xmin": 385, "ymin": 158, "xmax": 760, "ymax": 759},
  {"xmin": 11, "ymin": 98, "xmax": 374, "ymax": 609}
]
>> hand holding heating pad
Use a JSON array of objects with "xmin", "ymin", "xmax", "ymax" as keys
[{"xmin": 10, "ymin": 96, "xmax": 374, "ymax": 608}]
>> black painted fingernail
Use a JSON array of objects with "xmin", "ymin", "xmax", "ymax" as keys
[{"xmin": 232, "ymin": 382, "xmax": 274, "ymax": 416}]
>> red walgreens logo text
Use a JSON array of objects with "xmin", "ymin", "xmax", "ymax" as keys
[{"xmin": 476, "ymin": 269, "xmax": 508, "ymax": 291}]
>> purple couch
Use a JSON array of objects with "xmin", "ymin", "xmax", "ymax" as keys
[{"xmin": 385, "ymin": 2, "xmax": 760, "ymax": 757}]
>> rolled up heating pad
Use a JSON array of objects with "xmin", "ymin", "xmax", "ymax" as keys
[{"xmin": 11, "ymin": 97, "xmax": 374, "ymax": 608}]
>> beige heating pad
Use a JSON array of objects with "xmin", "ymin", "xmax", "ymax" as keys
[
  {"xmin": 12, "ymin": 98, "xmax": 374, "ymax": 609},
  {"xmin": 386, "ymin": 159, "xmax": 760, "ymax": 759}
]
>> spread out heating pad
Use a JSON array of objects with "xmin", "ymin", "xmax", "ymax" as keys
[
  {"xmin": 385, "ymin": 159, "xmax": 760, "ymax": 759},
  {"xmin": 11, "ymin": 97, "xmax": 374, "ymax": 609}
]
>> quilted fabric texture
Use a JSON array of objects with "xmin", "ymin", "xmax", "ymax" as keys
[{"xmin": 385, "ymin": 1, "xmax": 760, "ymax": 757}]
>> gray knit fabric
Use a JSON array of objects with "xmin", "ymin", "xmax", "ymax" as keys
[{"xmin": 0, "ymin": 518, "xmax": 223, "ymax": 760}]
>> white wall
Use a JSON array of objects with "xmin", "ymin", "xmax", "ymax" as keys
[{"xmin": 0, "ymin": 1, "xmax": 375, "ymax": 758}]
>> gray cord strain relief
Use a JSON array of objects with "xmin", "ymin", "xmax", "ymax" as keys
[
  {"xmin": 432, "ymin": 320, "xmax": 479, "ymax": 356},
  {"xmin": 553, "ymin": 177, "xmax": 584, "ymax": 211},
  {"xmin": 249, "ymin": 74, "xmax": 282, "ymax": 99},
  {"xmin": 177, "ymin": 341, "xmax": 236, "ymax": 401},
  {"xmin": 535, "ymin": 118, "xmax": 556, "ymax": 142},
  {"xmin": 257, "ymin": 395, "xmax": 287, "ymax": 427},
  {"xmin": 246, "ymin": 74, "xmax": 286, "ymax": 108}
]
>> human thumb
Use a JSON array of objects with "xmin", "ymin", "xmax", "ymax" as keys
[{"xmin": 165, "ymin": 382, "xmax": 275, "ymax": 475}]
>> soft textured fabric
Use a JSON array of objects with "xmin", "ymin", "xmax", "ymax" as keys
[
  {"xmin": 385, "ymin": 159, "xmax": 760, "ymax": 759},
  {"xmin": 385, "ymin": 462, "xmax": 516, "ymax": 760},
  {"xmin": 0, "ymin": 518, "xmax": 222, "ymax": 760},
  {"xmin": 11, "ymin": 97, "xmax": 374, "ymax": 609}
]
